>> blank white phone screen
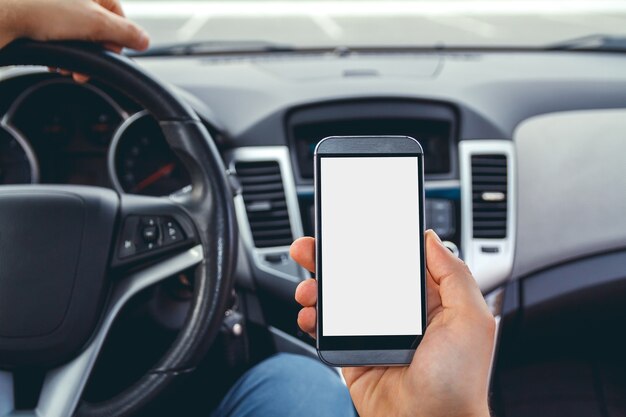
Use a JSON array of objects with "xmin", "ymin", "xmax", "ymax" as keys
[{"xmin": 320, "ymin": 156, "xmax": 423, "ymax": 337}]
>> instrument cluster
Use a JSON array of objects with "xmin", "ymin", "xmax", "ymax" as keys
[{"xmin": 0, "ymin": 76, "xmax": 190, "ymax": 196}]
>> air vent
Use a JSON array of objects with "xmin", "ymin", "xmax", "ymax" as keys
[
  {"xmin": 235, "ymin": 161, "xmax": 294, "ymax": 248},
  {"xmin": 471, "ymin": 154, "xmax": 508, "ymax": 239}
]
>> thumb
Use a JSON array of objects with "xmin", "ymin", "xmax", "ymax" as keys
[{"xmin": 424, "ymin": 230, "xmax": 488, "ymax": 314}]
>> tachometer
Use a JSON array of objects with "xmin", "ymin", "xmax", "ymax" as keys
[
  {"xmin": 0, "ymin": 125, "xmax": 37, "ymax": 185},
  {"xmin": 109, "ymin": 111, "xmax": 191, "ymax": 196}
]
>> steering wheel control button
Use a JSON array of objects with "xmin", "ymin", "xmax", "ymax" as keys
[
  {"xmin": 135, "ymin": 216, "xmax": 164, "ymax": 252},
  {"xmin": 116, "ymin": 215, "xmax": 191, "ymax": 264},
  {"xmin": 142, "ymin": 225, "xmax": 159, "ymax": 243},
  {"xmin": 163, "ymin": 219, "xmax": 185, "ymax": 245},
  {"xmin": 118, "ymin": 216, "xmax": 140, "ymax": 258},
  {"xmin": 142, "ymin": 217, "xmax": 157, "ymax": 227},
  {"xmin": 120, "ymin": 239, "xmax": 136, "ymax": 258}
]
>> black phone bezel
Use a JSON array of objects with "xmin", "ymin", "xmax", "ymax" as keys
[{"xmin": 314, "ymin": 136, "xmax": 427, "ymax": 356}]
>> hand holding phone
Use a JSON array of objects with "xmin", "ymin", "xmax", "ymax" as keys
[{"xmin": 291, "ymin": 231, "xmax": 496, "ymax": 417}]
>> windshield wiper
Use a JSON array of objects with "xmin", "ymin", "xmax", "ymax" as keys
[
  {"xmin": 126, "ymin": 40, "xmax": 297, "ymax": 57},
  {"xmin": 546, "ymin": 34, "xmax": 626, "ymax": 52}
]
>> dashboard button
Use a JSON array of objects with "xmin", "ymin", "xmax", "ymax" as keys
[
  {"xmin": 481, "ymin": 246, "xmax": 500, "ymax": 254},
  {"xmin": 265, "ymin": 253, "xmax": 287, "ymax": 264},
  {"xmin": 426, "ymin": 199, "xmax": 455, "ymax": 238}
]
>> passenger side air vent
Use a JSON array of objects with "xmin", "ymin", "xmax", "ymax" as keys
[
  {"xmin": 471, "ymin": 154, "xmax": 508, "ymax": 239},
  {"xmin": 235, "ymin": 161, "xmax": 294, "ymax": 248}
]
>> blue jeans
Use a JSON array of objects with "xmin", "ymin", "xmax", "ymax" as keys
[{"xmin": 212, "ymin": 353, "xmax": 357, "ymax": 417}]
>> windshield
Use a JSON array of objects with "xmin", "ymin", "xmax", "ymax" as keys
[{"xmin": 123, "ymin": 0, "xmax": 626, "ymax": 49}]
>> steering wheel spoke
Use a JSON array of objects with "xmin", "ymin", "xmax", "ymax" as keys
[{"xmin": 0, "ymin": 245, "xmax": 203, "ymax": 417}]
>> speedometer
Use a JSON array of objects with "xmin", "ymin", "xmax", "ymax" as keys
[
  {"xmin": 109, "ymin": 111, "xmax": 191, "ymax": 196},
  {"xmin": 0, "ymin": 125, "xmax": 37, "ymax": 185}
]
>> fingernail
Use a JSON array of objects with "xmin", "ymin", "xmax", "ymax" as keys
[
  {"xmin": 427, "ymin": 229, "xmax": 443, "ymax": 244},
  {"xmin": 139, "ymin": 30, "xmax": 150, "ymax": 49}
]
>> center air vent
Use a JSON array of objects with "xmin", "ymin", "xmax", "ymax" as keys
[
  {"xmin": 471, "ymin": 154, "xmax": 508, "ymax": 239},
  {"xmin": 235, "ymin": 161, "xmax": 294, "ymax": 248}
]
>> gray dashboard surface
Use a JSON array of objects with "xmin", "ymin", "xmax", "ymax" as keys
[
  {"xmin": 133, "ymin": 51, "xmax": 626, "ymax": 283},
  {"xmin": 512, "ymin": 109, "xmax": 626, "ymax": 278},
  {"xmin": 134, "ymin": 51, "xmax": 626, "ymax": 145}
]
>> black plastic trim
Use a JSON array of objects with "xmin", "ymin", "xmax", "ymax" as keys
[
  {"xmin": 521, "ymin": 248, "xmax": 626, "ymax": 321},
  {"xmin": 286, "ymin": 98, "xmax": 458, "ymax": 184}
]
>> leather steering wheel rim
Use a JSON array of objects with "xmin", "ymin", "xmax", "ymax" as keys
[{"xmin": 0, "ymin": 39, "xmax": 238, "ymax": 417}]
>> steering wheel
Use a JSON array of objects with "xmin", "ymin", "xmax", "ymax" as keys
[{"xmin": 0, "ymin": 40, "xmax": 237, "ymax": 417}]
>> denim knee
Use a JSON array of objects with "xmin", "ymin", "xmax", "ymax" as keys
[{"xmin": 212, "ymin": 353, "xmax": 356, "ymax": 417}]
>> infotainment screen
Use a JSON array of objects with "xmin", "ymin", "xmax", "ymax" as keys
[{"xmin": 293, "ymin": 118, "xmax": 452, "ymax": 178}]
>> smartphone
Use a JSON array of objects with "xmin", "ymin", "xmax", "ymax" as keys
[{"xmin": 314, "ymin": 136, "xmax": 426, "ymax": 366}]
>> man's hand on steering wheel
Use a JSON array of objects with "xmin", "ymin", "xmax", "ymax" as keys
[{"xmin": 0, "ymin": 0, "xmax": 149, "ymax": 82}]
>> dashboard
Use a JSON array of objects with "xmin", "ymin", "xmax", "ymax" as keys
[
  {"xmin": 2, "ymin": 49, "xmax": 626, "ymax": 309},
  {"xmin": 0, "ymin": 75, "xmax": 193, "ymax": 196}
]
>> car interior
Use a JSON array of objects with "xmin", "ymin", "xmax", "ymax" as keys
[{"xmin": 1, "ymin": 1, "xmax": 626, "ymax": 416}]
